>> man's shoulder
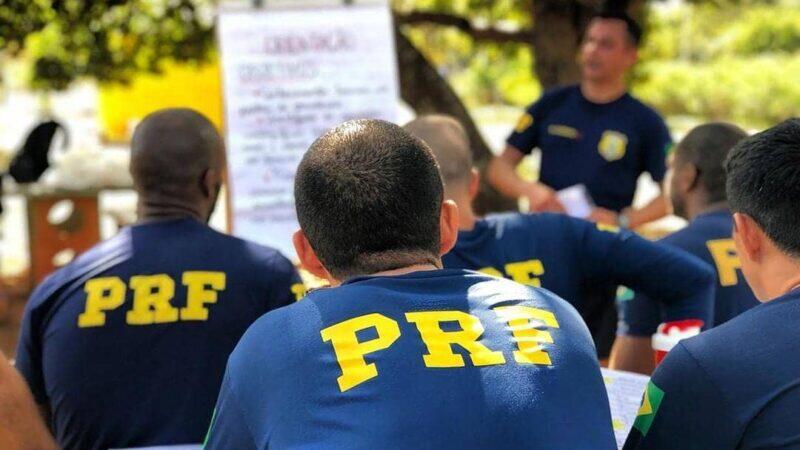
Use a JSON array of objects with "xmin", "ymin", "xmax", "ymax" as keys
[
  {"xmin": 27, "ymin": 231, "xmax": 133, "ymax": 311},
  {"xmin": 532, "ymin": 85, "xmax": 579, "ymax": 111},
  {"xmin": 680, "ymin": 298, "xmax": 797, "ymax": 377},
  {"xmin": 228, "ymin": 298, "xmax": 316, "ymax": 372},
  {"xmin": 624, "ymin": 94, "xmax": 667, "ymax": 126},
  {"xmin": 202, "ymin": 228, "xmax": 295, "ymax": 273}
]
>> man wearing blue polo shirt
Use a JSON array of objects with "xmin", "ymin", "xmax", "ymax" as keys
[
  {"xmin": 614, "ymin": 123, "xmax": 759, "ymax": 374},
  {"xmin": 204, "ymin": 120, "xmax": 616, "ymax": 449},
  {"xmin": 405, "ymin": 115, "xmax": 714, "ymax": 361},
  {"xmin": 624, "ymin": 118, "xmax": 800, "ymax": 449},
  {"xmin": 488, "ymin": 12, "xmax": 671, "ymax": 229},
  {"xmin": 488, "ymin": 12, "xmax": 673, "ymax": 354},
  {"xmin": 15, "ymin": 109, "xmax": 302, "ymax": 450}
]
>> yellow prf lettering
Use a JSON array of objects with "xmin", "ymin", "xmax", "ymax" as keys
[
  {"xmin": 504, "ymin": 260, "xmax": 545, "ymax": 287},
  {"xmin": 126, "ymin": 274, "xmax": 178, "ymax": 325},
  {"xmin": 291, "ymin": 283, "xmax": 307, "ymax": 301},
  {"xmin": 494, "ymin": 305, "xmax": 560, "ymax": 365},
  {"xmin": 78, "ymin": 277, "xmax": 126, "ymax": 328},
  {"xmin": 180, "ymin": 272, "xmax": 226, "ymax": 321},
  {"xmin": 405, "ymin": 311, "xmax": 505, "ymax": 368},
  {"xmin": 320, "ymin": 313, "xmax": 400, "ymax": 392},
  {"xmin": 707, "ymin": 239, "xmax": 741, "ymax": 287}
]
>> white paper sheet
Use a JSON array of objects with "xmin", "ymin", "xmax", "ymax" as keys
[
  {"xmin": 218, "ymin": 3, "xmax": 399, "ymax": 258},
  {"xmin": 557, "ymin": 184, "xmax": 594, "ymax": 218},
  {"xmin": 601, "ymin": 368, "xmax": 650, "ymax": 449}
]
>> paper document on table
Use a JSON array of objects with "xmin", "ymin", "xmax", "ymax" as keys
[
  {"xmin": 601, "ymin": 368, "xmax": 650, "ymax": 449},
  {"xmin": 557, "ymin": 184, "xmax": 594, "ymax": 218}
]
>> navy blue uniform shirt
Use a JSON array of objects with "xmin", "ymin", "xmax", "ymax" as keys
[
  {"xmin": 204, "ymin": 269, "xmax": 616, "ymax": 450},
  {"xmin": 619, "ymin": 209, "xmax": 759, "ymax": 335},
  {"xmin": 442, "ymin": 213, "xmax": 715, "ymax": 357},
  {"xmin": 624, "ymin": 289, "xmax": 800, "ymax": 449},
  {"xmin": 15, "ymin": 218, "xmax": 302, "ymax": 450},
  {"xmin": 507, "ymin": 85, "xmax": 672, "ymax": 212}
]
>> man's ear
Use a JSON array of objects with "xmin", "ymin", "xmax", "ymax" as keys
[
  {"xmin": 438, "ymin": 200, "xmax": 460, "ymax": 256},
  {"xmin": 468, "ymin": 168, "xmax": 481, "ymax": 201},
  {"xmin": 293, "ymin": 230, "xmax": 336, "ymax": 284},
  {"xmin": 733, "ymin": 212, "xmax": 763, "ymax": 264},
  {"xmin": 678, "ymin": 163, "xmax": 700, "ymax": 194}
]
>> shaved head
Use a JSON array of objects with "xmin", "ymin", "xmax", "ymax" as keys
[
  {"xmin": 130, "ymin": 108, "xmax": 225, "ymax": 220},
  {"xmin": 403, "ymin": 115, "xmax": 473, "ymax": 190}
]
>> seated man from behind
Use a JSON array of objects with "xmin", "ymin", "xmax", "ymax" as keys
[
  {"xmin": 15, "ymin": 108, "xmax": 302, "ymax": 450},
  {"xmin": 614, "ymin": 123, "xmax": 759, "ymax": 373},
  {"xmin": 204, "ymin": 120, "xmax": 617, "ymax": 449},
  {"xmin": 624, "ymin": 118, "xmax": 800, "ymax": 449},
  {"xmin": 404, "ymin": 115, "xmax": 714, "ymax": 367}
]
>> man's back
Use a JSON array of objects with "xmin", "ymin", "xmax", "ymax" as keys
[
  {"xmin": 620, "ymin": 209, "xmax": 758, "ymax": 336},
  {"xmin": 624, "ymin": 289, "xmax": 800, "ymax": 449},
  {"xmin": 16, "ymin": 218, "xmax": 300, "ymax": 450},
  {"xmin": 443, "ymin": 212, "xmax": 714, "ymax": 356},
  {"xmin": 205, "ymin": 269, "xmax": 616, "ymax": 449}
]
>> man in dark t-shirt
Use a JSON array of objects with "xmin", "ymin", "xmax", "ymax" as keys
[
  {"xmin": 624, "ymin": 119, "xmax": 800, "ymax": 449},
  {"xmin": 615, "ymin": 123, "xmax": 759, "ymax": 374},
  {"xmin": 15, "ymin": 109, "xmax": 303, "ymax": 450},
  {"xmin": 405, "ymin": 115, "xmax": 714, "ymax": 361},
  {"xmin": 489, "ymin": 12, "xmax": 671, "ymax": 229}
]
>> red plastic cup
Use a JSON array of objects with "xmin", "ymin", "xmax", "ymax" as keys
[{"xmin": 652, "ymin": 319, "xmax": 704, "ymax": 366}]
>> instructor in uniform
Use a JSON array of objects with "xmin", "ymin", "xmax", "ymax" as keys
[{"xmin": 488, "ymin": 12, "xmax": 671, "ymax": 229}]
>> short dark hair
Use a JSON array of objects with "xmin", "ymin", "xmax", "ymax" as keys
[
  {"xmin": 592, "ymin": 11, "xmax": 642, "ymax": 46},
  {"xmin": 726, "ymin": 118, "xmax": 800, "ymax": 257},
  {"xmin": 295, "ymin": 119, "xmax": 444, "ymax": 279},
  {"xmin": 403, "ymin": 115, "xmax": 473, "ymax": 188},
  {"xmin": 674, "ymin": 122, "xmax": 748, "ymax": 203},
  {"xmin": 131, "ymin": 108, "xmax": 223, "ymax": 199}
]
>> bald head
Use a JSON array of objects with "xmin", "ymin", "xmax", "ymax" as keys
[
  {"xmin": 404, "ymin": 115, "xmax": 473, "ymax": 192},
  {"xmin": 130, "ymin": 108, "xmax": 224, "ymax": 219}
]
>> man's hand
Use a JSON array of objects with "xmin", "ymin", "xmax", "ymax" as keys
[
  {"xmin": 527, "ymin": 183, "xmax": 565, "ymax": 213},
  {"xmin": 588, "ymin": 207, "xmax": 619, "ymax": 225}
]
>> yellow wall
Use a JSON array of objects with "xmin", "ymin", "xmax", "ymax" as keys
[{"xmin": 98, "ymin": 59, "xmax": 223, "ymax": 141}]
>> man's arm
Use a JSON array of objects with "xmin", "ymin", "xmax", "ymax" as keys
[
  {"xmin": 623, "ymin": 343, "xmax": 738, "ymax": 449},
  {"xmin": 570, "ymin": 219, "xmax": 714, "ymax": 372},
  {"xmin": 588, "ymin": 193, "xmax": 669, "ymax": 228},
  {"xmin": 487, "ymin": 146, "xmax": 564, "ymax": 212},
  {"xmin": 0, "ymin": 354, "xmax": 57, "ymax": 450}
]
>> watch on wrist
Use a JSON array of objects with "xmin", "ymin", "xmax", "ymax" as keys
[{"xmin": 618, "ymin": 213, "xmax": 630, "ymax": 229}]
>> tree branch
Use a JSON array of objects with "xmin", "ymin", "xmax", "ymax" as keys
[{"xmin": 395, "ymin": 11, "xmax": 534, "ymax": 44}]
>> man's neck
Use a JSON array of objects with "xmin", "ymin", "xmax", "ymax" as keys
[
  {"xmin": 580, "ymin": 78, "xmax": 627, "ymax": 104},
  {"xmin": 758, "ymin": 255, "xmax": 800, "ymax": 301},
  {"xmin": 686, "ymin": 198, "xmax": 729, "ymax": 221},
  {"xmin": 137, "ymin": 198, "xmax": 206, "ymax": 224},
  {"xmin": 452, "ymin": 192, "xmax": 477, "ymax": 231}
]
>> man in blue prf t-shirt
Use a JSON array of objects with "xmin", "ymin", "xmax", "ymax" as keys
[
  {"xmin": 624, "ymin": 119, "xmax": 800, "ymax": 449},
  {"xmin": 205, "ymin": 120, "xmax": 616, "ymax": 449},
  {"xmin": 405, "ymin": 115, "xmax": 714, "ymax": 364},
  {"xmin": 15, "ymin": 109, "xmax": 303, "ymax": 450},
  {"xmin": 615, "ymin": 123, "xmax": 759, "ymax": 374}
]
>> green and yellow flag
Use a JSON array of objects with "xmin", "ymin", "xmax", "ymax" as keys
[{"xmin": 632, "ymin": 380, "xmax": 665, "ymax": 436}]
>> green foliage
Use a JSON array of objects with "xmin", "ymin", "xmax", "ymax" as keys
[
  {"xmin": 636, "ymin": 1, "xmax": 800, "ymax": 128},
  {"xmin": 7, "ymin": 0, "xmax": 216, "ymax": 91}
]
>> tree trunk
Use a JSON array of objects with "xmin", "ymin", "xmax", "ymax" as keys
[
  {"xmin": 531, "ymin": 2, "xmax": 599, "ymax": 90},
  {"xmin": 395, "ymin": 27, "xmax": 515, "ymax": 214}
]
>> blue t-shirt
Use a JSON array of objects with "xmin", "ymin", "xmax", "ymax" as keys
[
  {"xmin": 442, "ymin": 213, "xmax": 715, "ymax": 356},
  {"xmin": 15, "ymin": 218, "xmax": 303, "ymax": 450},
  {"xmin": 624, "ymin": 289, "xmax": 800, "ymax": 449},
  {"xmin": 619, "ymin": 209, "xmax": 759, "ymax": 336},
  {"xmin": 507, "ymin": 85, "xmax": 672, "ymax": 212},
  {"xmin": 204, "ymin": 269, "xmax": 616, "ymax": 449}
]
